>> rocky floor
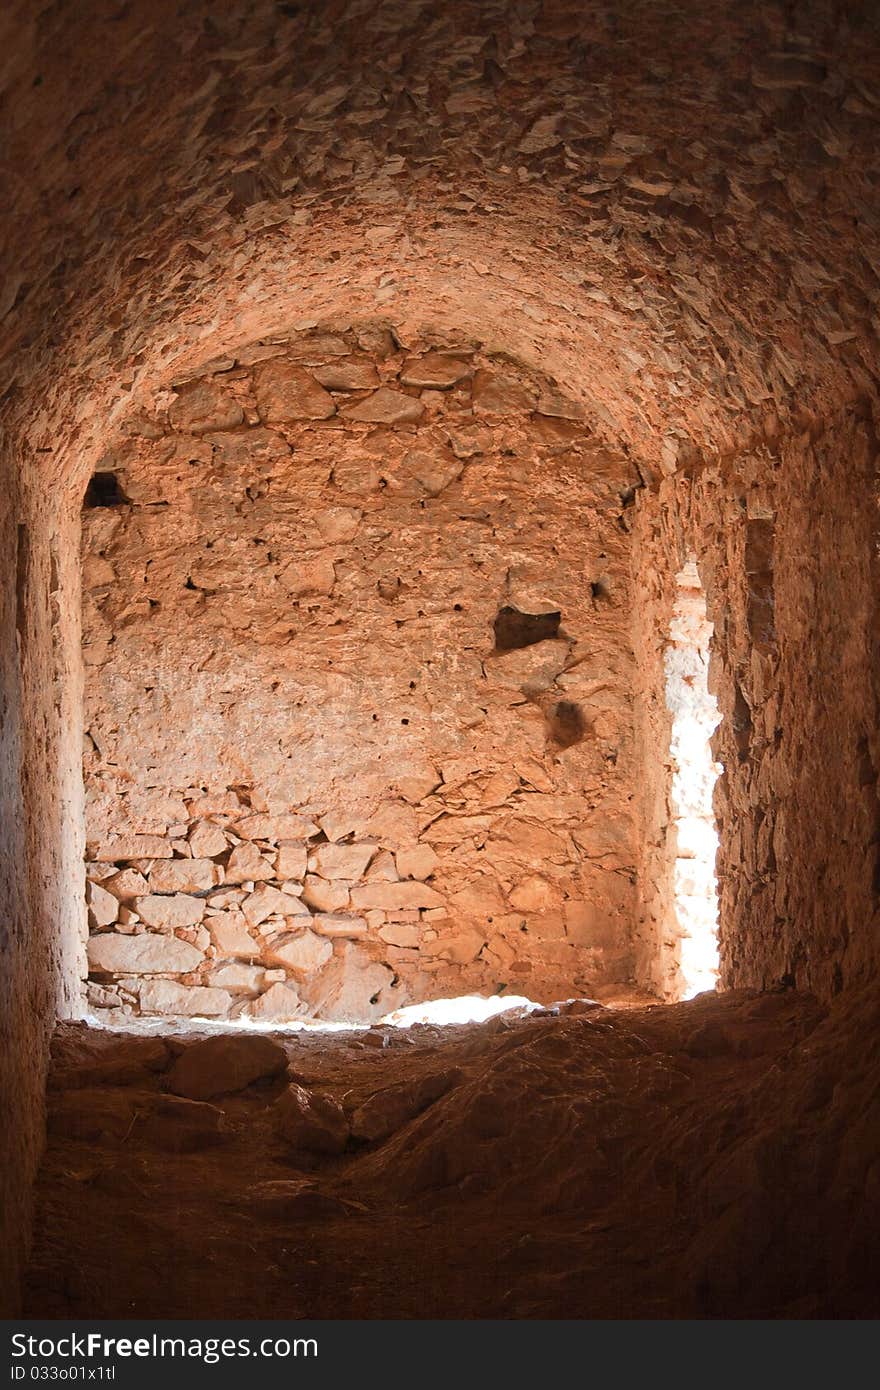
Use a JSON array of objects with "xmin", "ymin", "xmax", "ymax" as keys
[{"xmin": 24, "ymin": 987, "xmax": 880, "ymax": 1319}]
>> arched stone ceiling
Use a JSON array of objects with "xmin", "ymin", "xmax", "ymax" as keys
[{"xmin": 1, "ymin": 0, "xmax": 879, "ymax": 497}]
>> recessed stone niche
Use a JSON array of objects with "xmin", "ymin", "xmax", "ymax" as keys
[{"xmin": 81, "ymin": 324, "xmax": 642, "ymax": 1023}]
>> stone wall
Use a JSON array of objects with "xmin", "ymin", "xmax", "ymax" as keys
[
  {"xmin": 2, "ymin": 0, "xmax": 879, "ymax": 1318},
  {"xmin": 0, "ymin": 478, "xmax": 86, "ymax": 1313},
  {"xmin": 82, "ymin": 329, "xmax": 641, "ymax": 1022},
  {"xmin": 0, "ymin": 479, "xmax": 34, "ymax": 1316},
  {"xmin": 633, "ymin": 406, "xmax": 880, "ymax": 1000}
]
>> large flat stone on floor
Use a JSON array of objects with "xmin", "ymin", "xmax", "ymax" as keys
[
  {"xmin": 49, "ymin": 1030, "xmax": 171, "ymax": 1090},
  {"xmin": 167, "ymin": 1034, "xmax": 289, "ymax": 1100},
  {"xmin": 48, "ymin": 1088, "xmax": 225, "ymax": 1151}
]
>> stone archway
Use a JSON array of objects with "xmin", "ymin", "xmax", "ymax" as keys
[{"xmin": 80, "ymin": 325, "xmax": 642, "ymax": 1025}]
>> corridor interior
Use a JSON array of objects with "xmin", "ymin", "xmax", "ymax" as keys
[{"xmin": 1, "ymin": 0, "xmax": 879, "ymax": 1320}]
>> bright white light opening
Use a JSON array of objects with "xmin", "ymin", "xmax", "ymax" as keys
[
  {"xmin": 381, "ymin": 993, "xmax": 541, "ymax": 1029},
  {"xmin": 665, "ymin": 559, "xmax": 722, "ymax": 1000},
  {"xmin": 85, "ymin": 992, "xmax": 542, "ymax": 1034}
]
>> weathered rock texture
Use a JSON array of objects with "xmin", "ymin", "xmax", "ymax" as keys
[
  {"xmin": 2, "ymin": 0, "xmax": 880, "ymax": 1316},
  {"xmin": 24, "ymin": 990, "xmax": 880, "ymax": 1318},
  {"xmin": 81, "ymin": 332, "xmax": 639, "ymax": 1021},
  {"xmin": 632, "ymin": 409, "xmax": 880, "ymax": 1001}
]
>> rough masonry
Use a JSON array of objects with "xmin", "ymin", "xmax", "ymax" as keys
[{"xmin": 82, "ymin": 327, "xmax": 640, "ymax": 1021}]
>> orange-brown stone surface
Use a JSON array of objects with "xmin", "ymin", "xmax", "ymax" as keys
[{"xmin": 81, "ymin": 331, "xmax": 640, "ymax": 1021}]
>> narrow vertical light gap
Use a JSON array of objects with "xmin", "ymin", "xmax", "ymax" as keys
[{"xmin": 665, "ymin": 558, "xmax": 721, "ymax": 999}]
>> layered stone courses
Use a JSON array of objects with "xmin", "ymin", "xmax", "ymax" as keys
[
  {"xmin": 82, "ymin": 329, "xmax": 640, "ymax": 1021},
  {"xmin": 2, "ymin": 0, "xmax": 879, "ymax": 1316}
]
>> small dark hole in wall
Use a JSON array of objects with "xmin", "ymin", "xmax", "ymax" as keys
[
  {"xmin": 590, "ymin": 576, "xmax": 612, "ymax": 602},
  {"xmin": 547, "ymin": 699, "xmax": 587, "ymax": 749},
  {"xmin": 493, "ymin": 604, "xmax": 561, "ymax": 652},
  {"xmin": 83, "ymin": 471, "xmax": 129, "ymax": 508}
]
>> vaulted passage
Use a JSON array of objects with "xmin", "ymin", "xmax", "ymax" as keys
[
  {"xmin": 81, "ymin": 335, "xmax": 640, "ymax": 1024},
  {"xmin": 2, "ymin": 0, "xmax": 880, "ymax": 1323}
]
